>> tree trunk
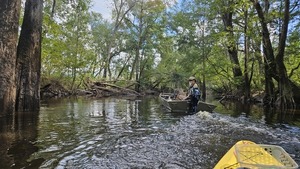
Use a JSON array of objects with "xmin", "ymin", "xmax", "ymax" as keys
[
  {"xmin": 201, "ymin": 75, "xmax": 206, "ymax": 101},
  {"xmin": 201, "ymin": 43, "xmax": 206, "ymax": 101},
  {"xmin": 201, "ymin": 22, "xmax": 207, "ymax": 101},
  {"xmin": 252, "ymin": 30, "xmax": 264, "ymax": 88},
  {"xmin": 221, "ymin": 6, "xmax": 244, "ymax": 91},
  {"xmin": 103, "ymin": 64, "xmax": 107, "ymax": 79},
  {"xmin": 243, "ymin": 8, "xmax": 251, "ymax": 102},
  {"xmin": 275, "ymin": 0, "xmax": 296, "ymax": 108},
  {"xmin": 134, "ymin": 45, "xmax": 141, "ymax": 92},
  {"xmin": 252, "ymin": 0, "xmax": 300, "ymax": 106},
  {"xmin": 16, "ymin": 0, "xmax": 43, "ymax": 112},
  {"xmin": 252, "ymin": 0, "xmax": 278, "ymax": 105},
  {"xmin": 102, "ymin": 48, "xmax": 110, "ymax": 79},
  {"xmin": 263, "ymin": 48, "xmax": 275, "ymax": 106},
  {"xmin": 0, "ymin": 0, "xmax": 21, "ymax": 115},
  {"xmin": 107, "ymin": 46, "xmax": 113, "ymax": 80},
  {"xmin": 133, "ymin": 4, "xmax": 144, "ymax": 92},
  {"xmin": 116, "ymin": 54, "xmax": 131, "ymax": 80},
  {"xmin": 51, "ymin": 0, "xmax": 56, "ymax": 17}
]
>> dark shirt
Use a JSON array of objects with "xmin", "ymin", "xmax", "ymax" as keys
[{"xmin": 188, "ymin": 83, "xmax": 199, "ymax": 99}]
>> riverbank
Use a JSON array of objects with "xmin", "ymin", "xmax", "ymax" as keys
[
  {"xmin": 40, "ymin": 80, "xmax": 159, "ymax": 99},
  {"xmin": 39, "ymin": 79, "xmax": 300, "ymax": 127}
]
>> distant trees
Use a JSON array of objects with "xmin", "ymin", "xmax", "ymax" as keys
[
  {"xmin": 42, "ymin": 0, "xmax": 94, "ymax": 92},
  {"xmin": 102, "ymin": 0, "xmax": 135, "ymax": 79},
  {"xmin": 124, "ymin": 0, "xmax": 167, "ymax": 91},
  {"xmin": 42, "ymin": 0, "xmax": 168, "ymax": 92},
  {"xmin": 167, "ymin": 0, "xmax": 300, "ymax": 106}
]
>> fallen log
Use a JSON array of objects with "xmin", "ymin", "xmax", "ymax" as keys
[
  {"xmin": 96, "ymin": 82, "xmax": 140, "ymax": 95},
  {"xmin": 41, "ymin": 81, "xmax": 71, "ymax": 98},
  {"xmin": 92, "ymin": 85, "xmax": 121, "ymax": 94},
  {"xmin": 84, "ymin": 80, "xmax": 141, "ymax": 98},
  {"xmin": 77, "ymin": 89, "xmax": 93, "ymax": 95}
]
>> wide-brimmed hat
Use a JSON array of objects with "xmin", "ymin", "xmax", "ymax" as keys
[{"xmin": 188, "ymin": 76, "xmax": 196, "ymax": 81}]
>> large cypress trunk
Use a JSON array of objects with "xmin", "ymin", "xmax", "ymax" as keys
[
  {"xmin": 252, "ymin": 0, "xmax": 277, "ymax": 105},
  {"xmin": 275, "ymin": 0, "xmax": 298, "ymax": 108},
  {"xmin": 252, "ymin": 0, "xmax": 300, "ymax": 106},
  {"xmin": 0, "ymin": 0, "xmax": 21, "ymax": 115},
  {"xmin": 263, "ymin": 53, "xmax": 275, "ymax": 105},
  {"xmin": 16, "ymin": 0, "xmax": 43, "ymax": 111}
]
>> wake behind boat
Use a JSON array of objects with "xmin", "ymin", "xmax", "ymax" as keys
[{"xmin": 159, "ymin": 93, "xmax": 216, "ymax": 113}]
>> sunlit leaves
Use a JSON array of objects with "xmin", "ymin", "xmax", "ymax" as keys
[
  {"xmin": 285, "ymin": 28, "xmax": 300, "ymax": 85},
  {"xmin": 40, "ymin": 0, "xmax": 300, "ymax": 93},
  {"xmin": 42, "ymin": 0, "xmax": 94, "ymax": 89}
]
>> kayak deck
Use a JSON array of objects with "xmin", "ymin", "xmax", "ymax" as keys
[{"xmin": 214, "ymin": 140, "xmax": 299, "ymax": 169}]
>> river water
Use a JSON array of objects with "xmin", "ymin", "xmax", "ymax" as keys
[{"xmin": 0, "ymin": 97, "xmax": 299, "ymax": 169}]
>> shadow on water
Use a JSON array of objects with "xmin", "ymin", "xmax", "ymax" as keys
[{"xmin": 0, "ymin": 97, "xmax": 299, "ymax": 168}]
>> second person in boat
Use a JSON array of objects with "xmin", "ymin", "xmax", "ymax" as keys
[{"xmin": 184, "ymin": 76, "xmax": 201, "ymax": 114}]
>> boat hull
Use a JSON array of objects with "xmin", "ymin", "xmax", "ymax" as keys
[{"xmin": 159, "ymin": 93, "xmax": 216, "ymax": 113}]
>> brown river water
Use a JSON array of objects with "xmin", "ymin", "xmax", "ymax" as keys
[{"xmin": 0, "ymin": 97, "xmax": 299, "ymax": 169}]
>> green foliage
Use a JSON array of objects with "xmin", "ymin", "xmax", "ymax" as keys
[
  {"xmin": 285, "ymin": 28, "xmax": 300, "ymax": 85},
  {"xmin": 42, "ymin": 0, "xmax": 94, "ymax": 90},
  {"xmin": 40, "ymin": 0, "xmax": 300, "ymax": 94}
]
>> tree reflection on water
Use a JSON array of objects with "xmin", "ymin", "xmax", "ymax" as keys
[{"xmin": 0, "ymin": 111, "xmax": 44, "ymax": 169}]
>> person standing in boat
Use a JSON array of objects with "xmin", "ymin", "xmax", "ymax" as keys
[{"xmin": 184, "ymin": 76, "xmax": 201, "ymax": 114}]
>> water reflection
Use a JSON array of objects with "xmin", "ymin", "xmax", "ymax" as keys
[
  {"xmin": 0, "ymin": 97, "xmax": 299, "ymax": 169},
  {"xmin": 0, "ymin": 111, "xmax": 42, "ymax": 169},
  {"xmin": 33, "ymin": 97, "xmax": 181, "ymax": 168},
  {"xmin": 216, "ymin": 101, "xmax": 300, "ymax": 126}
]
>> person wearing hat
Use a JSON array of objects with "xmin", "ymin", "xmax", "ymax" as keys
[{"xmin": 184, "ymin": 76, "xmax": 201, "ymax": 114}]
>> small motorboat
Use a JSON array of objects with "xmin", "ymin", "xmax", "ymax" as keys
[{"xmin": 159, "ymin": 93, "xmax": 216, "ymax": 113}]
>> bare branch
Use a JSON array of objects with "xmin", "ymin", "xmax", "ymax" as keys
[
  {"xmin": 289, "ymin": 62, "xmax": 300, "ymax": 78},
  {"xmin": 51, "ymin": 0, "xmax": 56, "ymax": 18},
  {"xmin": 290, "ymin": 0, "xmax": 300, "ymax": 13}
]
